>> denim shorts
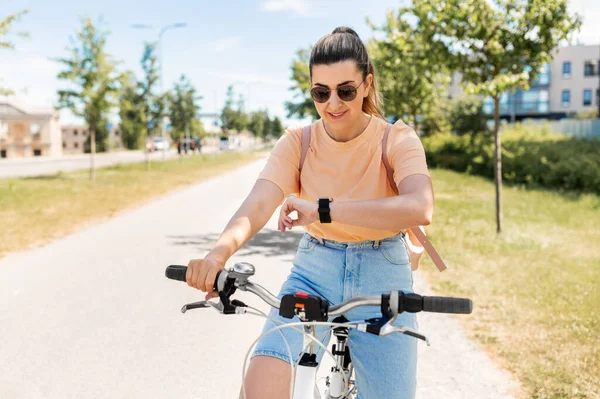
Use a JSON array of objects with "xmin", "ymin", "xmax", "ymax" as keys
[{"xmin": 252, "ymin": 231, "xmax": 418, "ymax": 399}]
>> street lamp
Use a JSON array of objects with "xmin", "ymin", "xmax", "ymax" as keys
[{"xmin": 132, "ymin": 22, "xmax": 187, "ymax": 157}]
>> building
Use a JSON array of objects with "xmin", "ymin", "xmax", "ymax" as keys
[
  {"xmin": 0, "ymin": 100, "xmax": 62, "ymax": 158},
  {"xmin": 61, "ymin": 124, "xmax": 89, "ymax": 154},
  {"xmin": 61, "ymin": 124, "xmax": 123, "ymax": 154},
  {"xmin": 549, "ymin": 44, "xmax": 600, "ymax": 117},
  {"xmin": 449, "ymin": 44, "xmax": 600, "ymax": 121},
  {"xmin": 197, "ymin": 112, "xmax": 222, "ymax": 136}
]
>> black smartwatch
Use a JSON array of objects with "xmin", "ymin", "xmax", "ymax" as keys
[{"xmin": 317, "ymin": 197, "xmax": 333, "ymax": 223}]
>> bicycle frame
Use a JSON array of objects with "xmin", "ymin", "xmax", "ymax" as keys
[{"xmin": 292, "ymin": 323, "xmax": 355, "ymax": 399}]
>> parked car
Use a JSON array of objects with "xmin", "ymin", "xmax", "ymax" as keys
[
  {"xmin": 152, "ymin": 137, "xmax": 169, "ymax": 151},
  {"xmin": 219, "ymin": 136, "xmax": 229, "ymax": 151}
]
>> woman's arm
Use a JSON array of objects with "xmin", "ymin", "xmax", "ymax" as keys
[
  {"xmin": 187, "ymin": 179, "xmax": 284, "ymax": 296},
  {"xmin": 279, "ymin": 174, "xmax": 433, "ymax": 231},
  {"xmin": 206, "ymin": 179, "xmax": 284, "ymax": 264}
]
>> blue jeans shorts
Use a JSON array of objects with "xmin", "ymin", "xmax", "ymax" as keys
[{"xmin": 252, "ymin": 231, "xmax": 418, "ymax": 399}]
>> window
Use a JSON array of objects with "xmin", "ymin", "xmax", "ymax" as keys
[
  {"xmin": 583, "ymin": 90, "xmax": 592, "ymax": 106},
  {"xmin": 74, "ymin": 129, "xmax": 78, "ymax": 136},
  {"xmin": 83, "ymin": 130, "xmax": 87, "ymax": 136},
  {"xmin": 563, "ymin": 61, "xmax": 571, "ymax": 78},
  {"xmin": 30, "ymin": 123, "xmax": 41, "ymax": 138},
  {"xmin": 562, "ymin": 90, "xmax": 571, "ymax": 107},
  {"xmin": 74, "ymin": 142, "xmax": 79, "ymax": 149},
  {"xmin": 584, "ymin": 61, "xmax": 596, "ymax": 77},
  {"xmin": 63, "ymin": 142, "xmax": 66, "ymax": 149},
  {"xmin": 33, "ymin": 149, "xmax": 42, "ymax": 156},
  {"xmin": 0, "ymin": 119, "xmax": 6, "ymax": 138}
]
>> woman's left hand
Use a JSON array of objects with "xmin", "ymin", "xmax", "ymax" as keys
[{"xmin": 278, "ymin": 195, "xmax": 318, "ymax": 232}]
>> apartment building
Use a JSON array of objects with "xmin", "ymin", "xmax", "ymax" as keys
[
  {"xmin": 449, "ymin": 44, "xmax": 600, "ymax": 121},
  {"xmin": 0, "ymin": 100, "xmax": 62, "ymax": 158},
  {"xmin": 61, "ymin": 124, "xmax": 124, "ymax": 154}
]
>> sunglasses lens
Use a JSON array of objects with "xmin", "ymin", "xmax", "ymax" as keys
[
  {"xmin": 337, "ymin": 85, "xmax": 357, "ymax": 101},
  {"xmin": 310, "ymin": 88, "xmax": 330, "ymax": 103}
]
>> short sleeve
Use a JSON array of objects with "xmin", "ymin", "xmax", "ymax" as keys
[
  {"xmin": 257, "ymin": 126, "xmax": 302, "ymax": 197},
  {"xmin": 387, "ymin": 120, "xmax": 430, "ymax": 187}
]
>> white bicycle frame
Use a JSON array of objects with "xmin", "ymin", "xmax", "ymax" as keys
[{"xmin": 292, "ymin": 324, "xmax": 354, "ymax": 399}]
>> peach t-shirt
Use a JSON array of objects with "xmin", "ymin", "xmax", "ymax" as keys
[{"xmin": 258, "ymin": 116, "xmax": 430, "ymax": 242}]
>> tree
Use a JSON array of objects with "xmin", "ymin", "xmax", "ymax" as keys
[
  {"xmin": 285, "ymin": 47, "xmax": 320, "ymax": 121},
  {"xmin": 269, "ymin": 116, "xmax": 284, "ymax": 139},
  {"xmin": 56, "ymin": 17, "xmax": 121, "ymax": 180},
  {"xmin": 0, "ymin": 9, "xmax": 30, "ymax": 96},
  {"xmin": 368, "ymin": 10, "xmax": 451, "ymax": 135},
  {"xmin": 449, "ymin": 96, "xmax": 489, "ymax": 138},
  {"xmin": 220, "ymin": 85, "xmax": 248, "ymax": 133},
  {"xmin": 168, "ymin": 74, "xmax": 202, "ymax": 141},
  {"xmin": 118, "ymin": 71, "xmax": 146, "ymax": 149},
  {"xmin": 248, "ymin": 110, "xmax": 267, "ymax": 138},
  {"xmin": 405, "ymin": 0, "xmax": 581, "ymax": 233},
  {"xmin": 138, "ymin": 42, "xmax": 161, "ymax": 139}
]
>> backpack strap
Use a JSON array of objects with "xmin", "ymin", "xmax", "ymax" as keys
[
  {"xmin": 381, "ymin": 123, "xmax": 397, "ymax": 194},
  {"xmin": 299, "ymin": 125, "xmax": 311, "ymax": 172},
  {"xmin": 381, "ymin": 122, "xmax": 447, "ymax": 272}
]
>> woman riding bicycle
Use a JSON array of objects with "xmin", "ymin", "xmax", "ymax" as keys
[{"xmin": 185, "ymin": 26, "xmax": 434, "ymax": 399}]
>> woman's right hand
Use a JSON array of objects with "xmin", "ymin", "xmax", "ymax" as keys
[{"xmin": 186, "ymin": 257, "xmax": 225, "ymax": 300}]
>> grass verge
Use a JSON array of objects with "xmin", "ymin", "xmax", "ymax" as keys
[
  {"xmin": 420, "ymin": 168, "xmax": 599, "ymax": 399},
  {"xmin": 0, "ymin": 151, "xmax": 262, "ymax": 259}
]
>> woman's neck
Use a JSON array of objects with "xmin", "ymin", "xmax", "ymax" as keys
[{"xmin": 323, "ymin": 113, "xmax": 372, "ymax": 143}]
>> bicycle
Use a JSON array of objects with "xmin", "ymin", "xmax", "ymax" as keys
[{"xmin": 165, "ymin": 262, "xmax": 473, "ymax": 399}]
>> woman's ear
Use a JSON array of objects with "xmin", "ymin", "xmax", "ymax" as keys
[{"xmin": 364, "ymin": 73, "xmax": 374, "ymax": 98}]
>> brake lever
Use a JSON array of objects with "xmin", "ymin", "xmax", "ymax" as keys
[
  {"xmin": 181, "ymin": 300, "xmax": 224, "ymax": 314},
  {"xmin": 379, "ymin": 323, "xmax": 431, "ymax": 346},
  {"xmin": 181, "ymin": 298, "xmax": 248, "ymax": 314}
]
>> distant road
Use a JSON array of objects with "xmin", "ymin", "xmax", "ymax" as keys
[{"xmin": 0, "ymin": 147, "xmax": 219, "ymax": 179}]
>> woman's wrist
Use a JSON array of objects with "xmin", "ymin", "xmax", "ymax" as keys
[{"xmin": 205, "ymin": 249, "xmax": 228, "ymax": 266}]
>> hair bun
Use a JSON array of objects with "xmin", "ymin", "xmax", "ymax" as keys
[{"xmin": 332, "ymin": 26, "xmax": 360, "ymax": 38}]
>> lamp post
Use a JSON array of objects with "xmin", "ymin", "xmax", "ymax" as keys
[{"xmin": 132, "ymin": 22, "xmax": 187, "ymax": 158}]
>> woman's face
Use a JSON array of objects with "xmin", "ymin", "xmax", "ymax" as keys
[{"xmin": 310, "ymin": 60, "xmax": 373, "ymax": 128}]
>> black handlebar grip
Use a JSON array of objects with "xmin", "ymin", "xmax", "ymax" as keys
[
  {"xmin": 423, "ymin": 296, "xmax": 472, "ymax": 314},
  {"xmin": 165, "ymin": 265, "xmax": 187, "ymax": 282}
]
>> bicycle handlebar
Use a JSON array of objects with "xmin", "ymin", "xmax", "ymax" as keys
[{"xmin": 165, "ymin": 264, "xmax": 472, "ymax": 317}]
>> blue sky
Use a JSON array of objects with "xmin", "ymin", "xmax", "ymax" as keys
[{"xmin": 1, "ymin": 0, "xmax": 599, "ymax": 127}]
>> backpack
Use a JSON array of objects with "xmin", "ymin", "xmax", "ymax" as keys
[{"xmin": 299, "ymin": 123, "xmax": 447, "ymax": 272}]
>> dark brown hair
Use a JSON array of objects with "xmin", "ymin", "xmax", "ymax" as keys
[{"xmin": 309, "ymin": 26, "xmax": 384, "ymax": 119}]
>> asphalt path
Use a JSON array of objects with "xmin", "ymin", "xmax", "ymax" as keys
[{"xmin": 0, "ymin": 158, "xmax": 519, "ymax": 398}]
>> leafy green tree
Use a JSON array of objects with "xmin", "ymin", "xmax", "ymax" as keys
[
  {"xmin": 368, "ymin": 10, "xmax": 451, "ymax": 135},
  {"xmin": 118, "ymin": 71, "xmax": 146, "ymax": 149},
  {"xmin": 221, "ymin": 85, "xmax": 237, "ymax": 133},
  {"xmin": 0, "ymin": 9, "xmax": 30, "ymax": 95},
  {"xmin": 269, "ymin": 116, "xmax": 284, "ymax": 139},
  {"xmin": 449, "ymin": 96, "xmax": 489, "ymax": 138},
  {"xmin": 405, "ymin": 0, "xmax": 581, "ymax": 233},
  {"xmin": 285, "ymin": 47, "xmax": 320, "ymax": 121},
  {"xmin": 168, "ymin": 74, "xmax": 202, "ymax": 141},
  {"xmin": 248, "ymin": 110, "xmax": 267, "ymax": 138},
  {"xmin": 56, "ymin": 17, "xmax": 121, "ymax": 180}
]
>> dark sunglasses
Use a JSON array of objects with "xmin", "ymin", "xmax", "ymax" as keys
[{"xmin": 310, "ymin": 81, "xmax": 365, "ymax": 103}]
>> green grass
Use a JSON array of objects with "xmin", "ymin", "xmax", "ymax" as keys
[
  {"xmin": 419, "ymin": 168, "xmax": 600, "ymax": 399},
  {"xmin": 0, "ymin": 151, "xmax": 262, "ymax": 259}
]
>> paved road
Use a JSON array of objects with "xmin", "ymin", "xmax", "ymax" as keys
[
  {"xmin": 0, "ymin": 158, "xmax": 519, "ymax": 398},
  {"xmin": 0, "ymin": 147, "xmax": 219, "ymax": 179}
]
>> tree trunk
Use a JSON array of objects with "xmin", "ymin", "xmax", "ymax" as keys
[
  {"xmin": 145, "ymin": 127, "xmax": 150, "ymax": 171},
  {"xmin": 90, "ymin": 130, "xmax": 96, "ymax": 182},
  {"xmin": 493, "ymin": 96, "xmax": 503, "ymax": 235}
]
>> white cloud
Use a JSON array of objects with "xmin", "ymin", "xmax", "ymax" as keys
[
  {"xmin": 260, "ymin": 0, "xmax": 312, "ymax": 16},
  {"xmin": 210, "ymin": 36, "xmax": 243, "ymax": 53}
]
